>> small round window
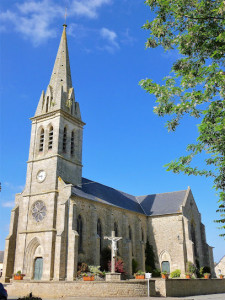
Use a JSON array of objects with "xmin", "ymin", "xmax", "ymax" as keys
[{"xmin": 32, "ymin": 201, "xmax": 47, "ymax": 222}]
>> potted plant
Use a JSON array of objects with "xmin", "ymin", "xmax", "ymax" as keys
[
  {"xmin": 13, "ymin": 270, "xmax": 25, "ymax": 280},
  {"xmin": 134, "ymin": 270, "xmax": 145, "ymax": 279},
  {"xmin": 185, "ymin": 272, "xmax": 192, "ymax": 279},
  {"xmin": 82, "ymin": 272, "xmax": 95, "ymax": 281},
  {"xmin": 219, "ymin": 274, "xmax": 224, "ymax": 279},
  {"xmin": 161, "ymin": 271, "xmax": 169, "ymax": 279},
  {"xmin": 204, "ymin": 273, "xmax": 210, "ymax": 279}
]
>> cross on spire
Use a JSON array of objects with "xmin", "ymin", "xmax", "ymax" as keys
[{"xmin": 64, "ymin": 7, "xmax": 67, "ymax": 26}]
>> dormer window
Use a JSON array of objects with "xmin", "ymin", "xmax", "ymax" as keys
[
  {"xmin": 71, "ymin": 131, "xmax": 74, "ymax": 155},
  {"xmin": 48, "ymin": 126, "xmax": 53, "ymax": 150},
  {"xmin": 63, "ymin": 127, "xmax": 67, "ymax": 152},
  {"xmin": 39, "ymin": 129, "xmax": 44, "ymax": 152}
]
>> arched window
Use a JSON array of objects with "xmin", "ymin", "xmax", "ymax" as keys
[
  {"xmin": 63, "ymin": 127, "xmax": 67, "ymax": 152},
  {"xmin": 71, "ymin": 131, "xmax": 74, "ymax": 155},
  {"xmin": 129, "ymin": 225, "xmax": 133, "ymax": 256},
  {"xmin": 114, "ymin": 222, "xmax": 118, "ymax": 237},
  {"xmin": 161, "ymin": 261, "xmax": 170, "ymax": 273},
  {"xmin": 141, "ymin": 228, "xmax": 144, "ymax": 242},
  {"xmin": 48, "ymin": 126, "xmax": 53, "ymax": 150},
  {"xmin": 129, "ymin": 225, "xmax": 132, "ymax": 240},
  {"xmin": 97, "ymin": 218, "xmax": 102, "ymax": 252},
  {"xmin": 39, "ymin": 129, "xmax": 44, "ymax": 152},
  {"xmin": 77, "ymin": 215, "xmax": 83, "ymax": 252}
]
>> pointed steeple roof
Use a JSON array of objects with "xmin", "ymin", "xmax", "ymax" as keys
[
  {"xmin": 35, "ymin": 25, "xmax": 82, "ymax": 121},
  {"xmin": 49, "ymin": 24, "xmax": 72, "ymax": 93}
]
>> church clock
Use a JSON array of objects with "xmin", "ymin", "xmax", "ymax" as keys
[{"xmin": 36, "ymin": 170, "xmax": 46, "ymax": 183}]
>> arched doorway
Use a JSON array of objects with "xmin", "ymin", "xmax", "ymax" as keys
[{"xmin": 34, "ymin": 257, "xmax": 43, "ymax": 280}]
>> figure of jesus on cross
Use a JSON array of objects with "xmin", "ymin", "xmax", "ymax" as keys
[{"xmin": 104, "ymin": 231, "xmax": 122, "ymax": 273}]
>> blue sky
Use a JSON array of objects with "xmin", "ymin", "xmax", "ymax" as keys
[{"xmin": 0, "ymin": 0, "xmax": 224, "ymax": 263}]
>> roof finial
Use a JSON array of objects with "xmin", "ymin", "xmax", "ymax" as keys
[{"xmin": 63, "ymin": 7, "xmax": 67, "ymax": 28}]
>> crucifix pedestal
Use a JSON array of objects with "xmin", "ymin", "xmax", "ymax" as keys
[{"xmin": 104, "ymin": 230, "xmax": 122, "ymax": 281}]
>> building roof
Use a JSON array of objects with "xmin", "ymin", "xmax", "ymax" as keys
[
  {"xmin": 0, "ymin": 251, "xmax": 4, "ymax": 263},
  {"xmin": 72, "ymin": 178, "xmax": 187, "ymax": 216}
]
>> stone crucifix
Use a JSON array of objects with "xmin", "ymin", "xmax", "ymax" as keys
[{"xmin": 104, "ymin": 230, "xmax": 122, "ymax": 273}]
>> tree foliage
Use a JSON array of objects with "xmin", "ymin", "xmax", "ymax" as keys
[
  {"xmin": 140, "ymin": 0, "xmax": 225, "ymax": 235},
  {"xmin": 145, "ymin": 240, "xmax": 156, "ymax": 271}
]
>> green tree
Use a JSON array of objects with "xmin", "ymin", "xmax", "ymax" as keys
[
  {"xmin": 140, "ymin": 0, "xmax": 225, "ymax": 235},
  {"xmin": 145, "ymin": 240, "xmax": 156, "ymax": 272}
]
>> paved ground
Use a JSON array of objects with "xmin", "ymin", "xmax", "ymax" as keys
[{"xmin": 8, "ymin": 294, "xmax": 225, "ymax": 300}]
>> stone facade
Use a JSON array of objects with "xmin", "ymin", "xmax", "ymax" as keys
[
  {"xmin": 2, "ymin": 25, "xmax": 214, "ymax": 284},
  {"xmin": 215, "ymin": 256, "xmax": 225, "ymax": 278}
]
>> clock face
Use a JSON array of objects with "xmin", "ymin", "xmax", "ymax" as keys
[{"xmin": 37, "ymin": 170, "xmax": 46, "ymax": 182}]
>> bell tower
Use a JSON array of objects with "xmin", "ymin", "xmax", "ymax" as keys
[{"xmin": 24, "ymin": 24, "xmax": 85, "ymax": 196}]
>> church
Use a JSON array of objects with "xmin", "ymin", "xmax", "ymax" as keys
[{"xmin": 2, "ymin": 25, "xmax": 214, "ymax": 282}]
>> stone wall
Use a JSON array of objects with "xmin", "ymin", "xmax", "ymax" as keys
[
  {"xmin": 155, "ymin": 278, "xmax": 225, "ymax": 297},
  {"xmin": 6, "ymin": 280, "xmax": 156, "ymax": 298}
]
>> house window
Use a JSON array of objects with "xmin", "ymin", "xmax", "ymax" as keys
[
  {"xmin": 48, "ymin": 126, "xmax": 53, "ymax": 150},
  {"xmin": 39, "ymin": 129, "xmax": 44, "ymax": 152},
  {"xmin": 77, "ymin": 215, "xmax": 83, "ymax": 252},
  {"xmin": 63, "ymin": 127, "xmax": 67, "ymax": 152},
  {"xmin": 71, "ymin": 131, "xmax": 74, "ymax": 155}
]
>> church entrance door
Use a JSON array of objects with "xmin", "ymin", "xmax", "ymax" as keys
[{"xmin": 34, "ymin": 257, "xmax": 43, "ymax": 280}]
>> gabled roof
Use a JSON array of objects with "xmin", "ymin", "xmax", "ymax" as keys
[
  {"xmin": 137, "ymin": 190, "xmax": 187, "ymax": 216},
  {"xmin": 72, "ymin": 178, "xmax": 187, "ymax": 216},
  {"xmin": 0, "ymin": 251, "xmax": 4, "ymax": 263}
]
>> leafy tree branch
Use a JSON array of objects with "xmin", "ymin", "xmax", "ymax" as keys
[{"xmin": 140, "ymin": 0, "xmax": 225, "ymax": 235}]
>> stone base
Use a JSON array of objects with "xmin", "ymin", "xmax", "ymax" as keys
[
  {"xmin": 4, "ymin": 279, "xmax": 156, "ymax": 298},
  {"xmin": 105, "ymin": 273, "xmax": 121, "ymax": 281}
]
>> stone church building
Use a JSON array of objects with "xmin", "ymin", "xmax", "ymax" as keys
[{"xmin": 2, "ymin": 25, "xmax": 214, "ymax": 282}]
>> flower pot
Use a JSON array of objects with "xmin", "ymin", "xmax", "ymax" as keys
[
  {"xmin": 219, "ymin": 275, "xmax": 224, "ymax": 279},
  {"xmin": 161, "ymin": 274, "xmax": 168, "ymax": 279},
  {"xmin": 83, "ymin": 275, "xmax": 95, "ymax": 281},
  {"xmin": 14, "ymin": 275, "xmax": 23, "ymax": 280},
  {"xmin": 204, "ymin": 274, "xmax": 210, "ymax": 279},
  {"xmin": 186, "ymin": 275, "xmax": 191, "ymax": 279},
  {"xmin": 135, "ymin": 275, "xmax": 145, "ymax": 279}
]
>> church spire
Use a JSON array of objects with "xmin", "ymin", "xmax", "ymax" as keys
[
  {"xmin": 49, "ymin": 24, "xmax": 72, "ymax": 93},
  {"xmin": 35, "ymin": 25, "xmax": 81, "ymax": 120}
]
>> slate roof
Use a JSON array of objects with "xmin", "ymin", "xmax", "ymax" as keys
[
  {"xmin": 72, "ymin": 178, "xmax": 187, "ymax": 216},
  {"xmin": 136, "ymin": 190, "xmax": 187, "ymax": 216},
  {"xmin": 0, "ymin": 251, "xmax": 4, "ymax": 263}
]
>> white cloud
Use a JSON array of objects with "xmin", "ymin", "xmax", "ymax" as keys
[
  {"xmin": 0, "ymin": 0, "xmax": 112, "ymax": 46},
  {"xmin": 71, "ymin": 0, "xmax": 111, "ymax": 18},
  {"xmin": 4, "ymin": 182, "xmax": 24, "ymax": 191},
  {"xmin": 2, "ymin": 201, "xmax": 15, "ymax": 208},
  {"xmin": 100, "ymin": 27, "xmax": 119, "ymax": 53}
]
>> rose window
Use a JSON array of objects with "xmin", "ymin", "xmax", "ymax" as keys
[{"xmin": 32, "ymin": 201, "xmax": 47, "ymax": 222}]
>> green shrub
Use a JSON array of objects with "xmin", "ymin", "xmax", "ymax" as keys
[
  {"xmin": 200, "ymin": 266, "xmax": 211, "ymax": 277},
  {"xmin": 100, "ymin": 247, "xmax": 111, "ymax": 271},
  {"xmin": 152, "ymin": 269, "xmax": 161, "ymax": 277},
  {"xmin": 186, "ymin": 261, "xmax": 196, "ymax": 274},
  {"xmin": 145, "ymin": 240, "xmax": 156, "ymax": 272},
  {"xmin": 170, "ymin": 269, "xmax": 181, "ymax": 278},
  {"xmin": 132, "ymin": 258, "xmax": 138, "ymax": 274}
]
